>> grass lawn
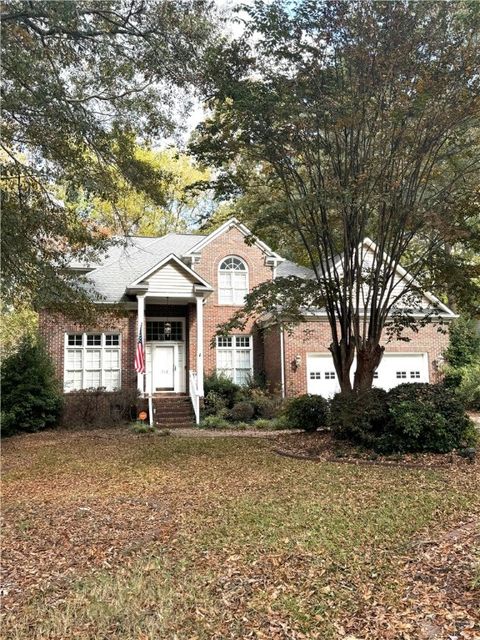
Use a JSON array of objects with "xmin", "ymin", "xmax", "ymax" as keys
[{"xmin": 2, "ymin": 428, "xmax": 479, "ymax": 639}]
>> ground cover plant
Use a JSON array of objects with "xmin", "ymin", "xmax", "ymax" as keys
[{"xmin": 2, "ymin": 428, "xmax": 479, "ymax": 639}]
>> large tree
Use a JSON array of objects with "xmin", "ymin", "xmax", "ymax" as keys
[
  {"xmin": 1, "ymin": 0, "xmax": 216, "ymax": 311},
  {"xmin": 192, "ymin": 0, "xmax": 480, "ymax": 392}
]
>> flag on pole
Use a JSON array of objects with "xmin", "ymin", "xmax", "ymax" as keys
[{"xmin": 134, "ymin": 323, "xmax": 145, "ymax": 374}]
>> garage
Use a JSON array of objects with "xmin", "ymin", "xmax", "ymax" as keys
[{"xmin": 306, "ymin": 352, "xmax": 429, "ymax": 397}]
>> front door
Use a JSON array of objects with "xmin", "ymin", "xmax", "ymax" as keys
[{"xmin": 152, "ymin": 345, "xmax": 175, "ymax": 391}]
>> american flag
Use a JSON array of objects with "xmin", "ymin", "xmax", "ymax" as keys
[{"xmin": 134, "ymin": 323, "xmax": 145, "ymax": 374}]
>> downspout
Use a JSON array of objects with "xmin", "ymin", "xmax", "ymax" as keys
[{"xmin": 280, "ymin": 323, "xmax": 286, "ymax": 399}]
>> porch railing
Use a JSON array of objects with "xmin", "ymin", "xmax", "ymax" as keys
[{"xmin": 189, "ymin": 370, "xmax": 201, "ymax": 425}]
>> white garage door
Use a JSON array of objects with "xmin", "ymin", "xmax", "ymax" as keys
[
  {"xmin": 306, "ymin": 352, "xmax": 429, "ymax": 397},
  {"xmin": 373, "ymin": 353, "xmax": 429, "ymax": 391}
]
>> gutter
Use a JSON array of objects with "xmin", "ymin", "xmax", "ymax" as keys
[{"xmin": 280, "ymin": 323, "xmax": 286, "ymax": 399}]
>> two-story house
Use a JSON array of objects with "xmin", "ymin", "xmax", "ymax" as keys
[{"xmin": 40, "ymin": 218, "xmax": 455, "ymax": 425}]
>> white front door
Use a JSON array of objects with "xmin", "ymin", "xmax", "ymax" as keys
[{"xmin": 152, "ymin": 345, "xmax": 175, "ymax": 391}]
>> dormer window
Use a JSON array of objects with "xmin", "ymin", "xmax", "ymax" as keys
[{"xmin": 218, "ymin": 256, "xmax": 248, "ymax": 305}]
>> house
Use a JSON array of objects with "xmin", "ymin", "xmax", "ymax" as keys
[{"xmin": 39, "ymin": 218, "xmax": 456, "ymax": 424}]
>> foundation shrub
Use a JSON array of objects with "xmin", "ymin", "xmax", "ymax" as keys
[
  {"xmin": 285, "ymin": 394, "xmax": 328, "ymax": 432},
  {"xmin": 204, "ymin": 373, "xmax": 241, "ymax": 408},
  {"xmin": 231, "ymin": 401, "xmax": 255, "ymax": 422},
  {"xmin": 61, "ymin": 388, "xmax": 138, "ymax": 428},
  {"xmin": 200, "ymin": 415, "xmax": 229, "ymax": 429},
  {"xmin": 329, "ymin": 389, "xmax": 389, "ymax": 447}
]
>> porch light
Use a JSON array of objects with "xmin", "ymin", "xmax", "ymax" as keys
[{"xmin": 164, "ymin": 321, "xmax": 172, "ymax": 337}]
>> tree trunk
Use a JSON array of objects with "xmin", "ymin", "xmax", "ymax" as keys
[
  {"xmin": 330, "ymin": 339, "xmax": 355, "ymax": 394},
  {"xmin": 353, "ymin": 342, "xmax": 385, "ymax": 391}
]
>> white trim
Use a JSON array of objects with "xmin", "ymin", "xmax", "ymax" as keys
[
  {"xmin": 196, "ymin": 296, "xmax": 204, "ymax": 396},
  {"xmin": 145, "ymin": 317, "xmax": 186, "ymax": 394},
  {"xmin": 215, "ymin": 334, "xmax": 254, "ymax": 385},
  {"xmin": 218, "ymin": 255, "xmax": 249, "ymax": 306},
  {"xmin": 63, "ymin": 331, "xmax": 122, "ymax": 392},
  {"xmin": 280, "ymin": 324, "xmax": 286, "ymax": 399},
  {"xmin": 128, "ymin": 253, "xmax": 213, "ymax": 290},
  {"xmin": 185, "ymin": 218, "xmax": 284, "ymax": 262}
]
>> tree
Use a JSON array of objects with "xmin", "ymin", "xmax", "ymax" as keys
[
  {"xmin": 444, "ymin": 316, "xmax": 480, "ymax": 369},
  {"xmin": 192, "ymin": 0, "xmax": 480, "ymax": 392},
  {"xmin": 1, "ymin": 336, "xmax": 63, "ymax": 436},
  {"xmin": 1, "ymin": 0, "xmax": 216, "ymax": 310},
  {"xmin": 90, "ymin": 147, "xmax": 212, "ymax": 236}
]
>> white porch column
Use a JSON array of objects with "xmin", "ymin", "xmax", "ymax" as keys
[
  {"xmin": 137, "ymin": 294, "xmax": 145, "ymax": 394},
  {"xmin": 196, "ymin": 294, "xmax": 204, "ymax": 396}
]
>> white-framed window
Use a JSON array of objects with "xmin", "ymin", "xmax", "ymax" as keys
[
  {"xmin": 218, "ymin": 256, "xmax": 248, "ymax": 305},
  {"xmin": 64, "ymin": 333, "xmax": 121, "ymax": 392},
  {"xmin": 216, "ymin": 335, "xmax": 253, "ymax": 385}
]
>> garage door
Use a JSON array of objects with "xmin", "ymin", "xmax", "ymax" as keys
[
  {"xmin": 373, "ymin": 353, "xmax": 429, "ymax": 391},
  {"xmin": 306, "ymin": 354, "xmax": 340, "ymax": 397},
  {"xmin": 306, "ymin": 352, "xmax": 429, "ymax": 397}
]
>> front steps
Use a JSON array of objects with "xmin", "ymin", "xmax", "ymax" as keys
[{"xmin": 152, "ymin": 395, "xmax": 195, "ymax": 429}]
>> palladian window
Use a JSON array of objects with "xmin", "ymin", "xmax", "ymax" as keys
[{"xmin": 218, "ymin": 256, "xmax": 248, "ymax": 305}]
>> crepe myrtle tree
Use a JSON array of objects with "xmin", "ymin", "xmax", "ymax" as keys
[{"xmin": 193, "ymin": 0, "xmax": 480, "ymax": 392}]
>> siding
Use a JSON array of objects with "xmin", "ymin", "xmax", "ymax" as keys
[{"xmin": 141, "ymin": 261, "xmax": 197, "ymax": 296}]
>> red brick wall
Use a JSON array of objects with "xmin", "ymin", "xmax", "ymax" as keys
[
  {"xmin": 282, "ymin": 319, "xmax": 450, "ymax": 397},
  {"xmin": 193, "ymin": 225, "xmax": 274, "ymax": 376},
  {"xmin": 262, "ymin": 326, "xmax": 282, "ymax": 392},
  {"xmin": 39, "ymin": 309, "xmax": 137, "ymax": 391}
]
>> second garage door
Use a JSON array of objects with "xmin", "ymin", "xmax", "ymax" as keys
[{"xmin": 306, "ymin": 352, "xmax": 429, "ymax": 397}]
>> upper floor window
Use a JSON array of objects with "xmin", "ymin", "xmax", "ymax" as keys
[
  {"xmin": 64, "ymin": 333, "xmax": 121, "ymax": 392},
  {"xmin": 218, "ymin": 256, "xmax": 248, "ymax": 305}
]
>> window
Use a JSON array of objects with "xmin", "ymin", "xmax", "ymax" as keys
[
  {"xmin": 373, "ymin": 371, "xmax": 379, "ymax": 379},
  {"xmin": 218, "ymin": 256, "xmax": 248, "ymax": 305},
  {"xmin": 310, "ymin": 372, "xmax": 321, "ymax": 380},
  {"xmin": 216, "ymin": 335, "xmax": 253, "ymax": 385},
  {"xmin": 410, "ymin": 371, "xmax": 421, "ymax": 379},
  {"xmin": 325, "ymin": 371, "xmax": 336, "ymax": 380},
  {"xmin": 396, "ymin": 371, "xmax": 407, "ymax": 379},
  {"xmin": 64, "ymin": 333, "xmax": 121, "ymax": 391},
  {"xmin": 146, "ymin": 321, "xmax": 182, "ymax": 342}
]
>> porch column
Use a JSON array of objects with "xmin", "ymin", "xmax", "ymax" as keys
[
  {"xmin": 196, "ymin": 294, "xmax": 204, "ymax": 396},
  {"xmin": 137, "ymin": 294, "xmax": 145, "ymax": 394}
]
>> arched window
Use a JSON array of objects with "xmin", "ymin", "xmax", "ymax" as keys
[{"xmin": 218, "ymin": 256, "xmax": 248, "ymax": 304}]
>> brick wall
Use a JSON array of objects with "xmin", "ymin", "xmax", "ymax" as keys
[
  {"xmin": 262, "ymin": 326, "xmax": 282, "ymax": 392},
  {"xmin": 193, "ymin": 225, "xmax": 274, "ymax": 376},
  {"xmin": 282, "ymin": 319, "xmax": 450, "ymax": 397},
  {"xmin": 39, "ymin": 308, "xmax": 137, "ymax": 391}
]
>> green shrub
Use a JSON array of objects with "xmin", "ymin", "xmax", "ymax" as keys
[
  {"xmin": 456, "ymin": 363, "xmax": 480, "ymax": 410},
  {"xmin": 252, "ymin": 395, "xmax": 281, "ymax": 419},
  {"xmin": 231, "ymin": 401, "xmax": 255, "ymax": 422},
  {"xmin": 386, "ymin": 383, "xmax": 474, "ymax": 453},
  {"xmin": 1, "ymin": 336, "xmax": 63, "ymax": 437},
  {"xmin": 204, "ymin": 373, "xmax": 241, "ymax": 408},
  {"xmin": 203, "ymin": 390, "xmax": 227, "ymax": 416},
  {"xmin": 61, "ymin": 388, "xmax": 138, "ymax": 427},
  {"xmin": 329, "ymin": 389, "xmax": 389, "ymax": 446},
  {"xmin": 252, "ymin": 418, "xmax": 275, "ymax": 430},
  {"xmin": 284, "ymin": 394, "xmax": 328, "ymax": 432},
  {"xmin": 130, "ymin": 421, "xmax": 156, "ymax": 434},
  {"xmin": 444, "ymin": 316, "xmax": 480, "ymax": 368},
  {"xmin": 200, "ymin": 415, "xmax": 229, "ymax": 429}
]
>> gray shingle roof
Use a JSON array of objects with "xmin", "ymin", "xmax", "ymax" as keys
[
  {"xmin": 84, "ymin": 233, "xmax": 205, "ymax": 303},
  {"xmin": 276, "ymin": 260, "xmax": 315, "ymax": 279}
]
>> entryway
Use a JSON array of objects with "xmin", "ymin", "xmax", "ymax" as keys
[{"xmin": 146, "ymin": 342, "xmax": 186, "ymax": 394}]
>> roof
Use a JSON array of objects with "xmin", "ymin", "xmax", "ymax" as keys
[
  {"xmin": 276, "ymin": 260, "xmax": 315, "ymax": 279},
  {"xmin": 83, "ymin": 233, "xmax": 205, "ymax": 303}
]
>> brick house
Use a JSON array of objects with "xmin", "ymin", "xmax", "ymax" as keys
[{"xmin": 40, "ymin": 218, "xmax": 455, "ymax": 424}]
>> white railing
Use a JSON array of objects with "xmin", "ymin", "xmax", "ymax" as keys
[{"xmin": 189, "ymin": 370, "xmax": 201, "ymax": 425}]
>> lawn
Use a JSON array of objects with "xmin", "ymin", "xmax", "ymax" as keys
[{"xmin": 2, "ymin": 428, "xmax": 479, "ymax": 639}]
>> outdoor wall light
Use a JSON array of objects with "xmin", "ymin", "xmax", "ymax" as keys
[
  {"xmin": 294, "ymin": 354, "xmax": 302, "ymax": 368},
  {"xmin": 164, "ymin": 321, "xmax": 172, "ymax": 336}
]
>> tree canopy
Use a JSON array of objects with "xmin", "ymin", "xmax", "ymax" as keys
[
  {"xmin": 192, "ymin": 0, "xmax": 480, "ymax": 391},
  {"xmin": 1, "ymin": 0, "xmax": 216, "ymax": 310}
]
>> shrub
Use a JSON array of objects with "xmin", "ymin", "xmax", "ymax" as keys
[
  {"xmin": 231, "ymin": 401, "xmax": 255, "ymax": 422},
  {"xmin": 386, "ymin": 383, "xmax": 475, "ymax": 453},
  {"xmin": 204, "ymin": 373, "xmax": 241, "ymax": 408},
  {"xmin": 60, "ymin": 388, "xmax": 138, "ymax": 428},
  {"xmin": 1, "ymin": 336, "xmax": 63, "ymax": 437},
  {"xmin": 329, "ymin": 389, "xmax": 389, "ymax": 446},
  {"xmin": 444, "ymin": 316, "xmax": 480, "ymax": 368},
  {"xmin": 252, "ymin": 395, "xmax": 281, "ymax": 419},
  {"xmin": 200, "ymin": 415, "xmax": 229, "ymax": 429},
  {"xmin": 130, "ymin": 421, "xmax": 156, "ymax": 434},
  {"xmin": 284, "ymin": 394, "xmax": 328, "ymax": 432},
  {"xmin": 456, "ymin": 363, "xmax": 480, "ymax": 410},
  {"xmin": 203, "ymin": 390, "xmax": 227, "ymax": 416}
]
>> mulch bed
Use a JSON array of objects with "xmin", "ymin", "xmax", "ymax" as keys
[{"xmin": 274, "ymin": 431, "xmax": 478, "ymax": 469}]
